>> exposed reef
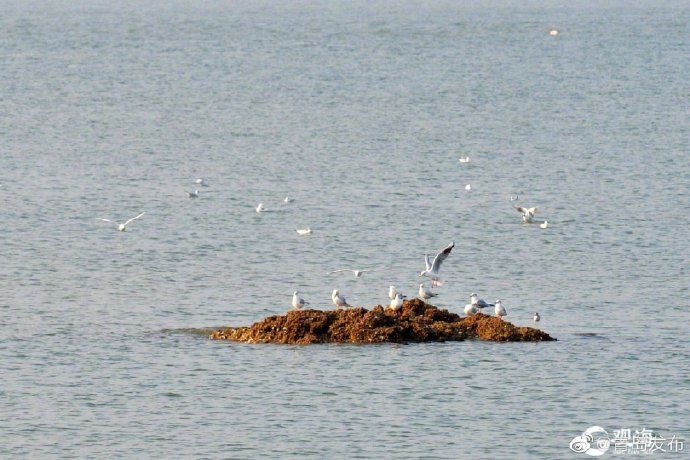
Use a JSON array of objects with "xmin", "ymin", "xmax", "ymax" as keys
[{"xmin": 210, "ymin": 299, "xmax": 555, "ymax": 344}]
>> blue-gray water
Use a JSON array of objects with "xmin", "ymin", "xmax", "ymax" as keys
[{"xmin": 1, "ymin": 1, "xmax": 689, "ymax": 458}]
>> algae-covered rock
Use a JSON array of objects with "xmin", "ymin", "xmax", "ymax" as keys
[{"xmin": 210, "ymin": 298, "xmax": 555, "ymax": 344}]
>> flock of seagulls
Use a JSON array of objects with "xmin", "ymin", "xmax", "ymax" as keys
[{"xmin": 99, "ymin": 158, "xmax": 548, "ymax": 324}]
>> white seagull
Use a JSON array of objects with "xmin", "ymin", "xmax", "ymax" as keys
[
  {"xmin": 420, "ymin": 241, "xmax": 455, "ymax": 287},
  {"xmin": 494, "ymin": 299, "xmax": 507, "ymax": 319},
  {"xmin": 292, "ymin": 291, "xmax": 308, "ymax": 310},
  {"xmin": 510, "ymin": 194, "xmax": 519, "ymax": 202},
  {"xmin": 516, "ymin": 206, "xmax": 537, "ymax": 222},
  {"xmin": 464, "ymin": 304, "xmax": 479, "ymax": 315},
  {"xmin": 549, "ymin": 29, "xmax": 559, "ymax": 36},
  {"xmin": 465, "ymin": 184, "xmax": 472, "ymax": 191},
  {"xmin": 332, "ymin": 289, "xmax": 351, "ymax": 309},
  {"xmin": 99, "ymin": 212, "xmax": 146, "ymax": 232},
  {"xmin": 329, "ymin": 269, "xmax": 368, "ymax": 278},
  {"xmin": 458, "ymin": 156, "xmax": 470, "ymax": 163},
  {"xmin": 388, "ymin": 285, "xmax": 398, "ymax": 301},
  {"xmin": 284, "ymin": 196, "xmax": 293, "ymax": 203},
  {"xmin": 534, "ymin": 312, "xmax": 541, "ymax": 322},
  {"xmin": 470, "ymin": 293, "xmax": 492, "ymax": 310},
  {"xmin": 187, "ymin": 189, "xmax": 199, "ymax": 198},
  {"xmin": 390, "ymin": 293, "xmax": 405, "ymax": 312},
  {"xmin": 256, "ymin": 203, "xmax": 265, "ymax": 213},
  {"xmin": 195, "ymin": 178, "xmax": 207, "ymax": 186},
  {"xmin": 418, "ymin": 283, "xmax": 437, "ymax": 301},
  {"xmin": 540, "ymin": 220, "xmax": 549, "ymax": 229},
  {"xmin": 296, "ymin": 228, "xmax": 312, "ymax": 235}
]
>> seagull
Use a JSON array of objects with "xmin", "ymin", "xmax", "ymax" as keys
[
  {"xmin": 418, "ymin": 283, "xmax": 437, "ymax": 301},
  {"xmin": 292, "ymin": 291, "xmax": 308, "ymax": 310},
  {"xmin": 494, "ymin": 299, "xmax": 507, "ymax": 319},
  {"xmin": 390, "ymin": 293, "xmax": 405, "ymax": 312},
  {"xmin": 296, "ymin": 228, "xmax": 312, "ymax": 235},
  {"xmin": 515, "ymin": 206, "xmax": 537, "ymax": 222},
  {"xmin": 420, "ymin": 242, "xmax": 455, "ymax": 287},
  {"xmin": 534, "ymin": 312, "xmax": 540, "ymax": 322},
  {"xmin": 470, "ymin": 293, "xmax": 492, "ymax": 309},
  {"xmin": 540, "ymin": 220, "xmax": 549, "ymax": 229},
  {"xmin": 99, "ymin": 212, "xmax": 145, "ymax": 232},
  {"xmin": 256, "ymin": 203, "xmax": 265, "ymax": 213},
  {"xmin": 458, "ymin": 156, "xmax": 470, "ymax": 163},
  {"xmin": 187, "ymin": 189, "xmax": 199, "ymax": 198},
  {"xmin": 194, "ymin": 178, "xmax": 207, "ymax": 186},
  {"xmin": 388, "ymin": 285, "xmax": 398, "ymax": 300},
  {"xmin": 549, "ymin": 29, "xmax": 559, "ymax": 36},
  {"xmin": 284, "ymin": 196, "xmax": 293, "ymax": 203},
  {"xmin": 329, "ymin": 269, "xmax": 368, "ymax": 278},
  {"xmin": 510, "ymin": 194, "xmax": 519, "ymax": 202},
  {"xmin": 465, "ymin": 184, "xmax": 472, "ymax": 191},
  {"xmin": 332, "ymin": 289, "xmax": 351, "ymax": 309},
  {"xmin": 464, "ymin": 303, "xmax": 479, "ymax": 315}
]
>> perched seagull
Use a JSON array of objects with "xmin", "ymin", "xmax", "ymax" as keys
[
  {"xmin": 515, "ymin": 206, "xmax": 537, "ymax": 222},
  {"xmin": 330, "ymin": 269, "xmax": 368, "ymax": 278},
  {"xmin": 464, "ymin": 303, "xmax": 479, "ymax": 315},
  {"xmin": 420, "ymin": 242, "xmax": 455, "ymax": 287},
  {"xmin": 549, "ymin": 29, "xmax": 559, "ymax": 36},
  {"xmin": 256, "ymin": 203, "xmax": 265, "ymax": 213},
  {"xmin": 390, "ymin": 293, "xmax": 405, "ymax": 312},
  {"xmin": 187, "ymin": 189, "xmax": 199, "ymax": 198},
  {"xmin": 510, "ymin": 194, "xmax": 519, "ymax": 202},
  {"xmin": 494, "ymin": 299, "xmax": 507, "ymax": 319},
  {"xmin": 195, "ymin": 178, "xmax": 207, "ymax": 186},
  {"xmin": 458, "ymin": 156, "xmax": 470, "ymax": 163},
  {"xmin": 540, "ymin": 220, "xmax": 549, "ymax": 229},
  {"xmin": 388, "ymin": 285, "xmax": 398, "ymax": 301},
  {"xmin": 292, "ymin": 291, "xmax": 308, "ymax": 310},
  {"xmin": 470, "ymin": 293, "xmax": 492, "ymax": 310},
  {"xmin": 465, "ymin": 184, "xmax": 472, "ymax": 191},
  {"xmin": 284, "ymin": 196, "xmax": 293, "ymax": 203},
  {"xmin": 418, "ymin": 283, "xmax": 437, "ymax": 301},
  {"xmin": 534, "ymin": 312, "xmax": 541, "ymax": 322},
  {"xmin": 332, "ymin": 289, "xmax": 351, "ymax": 309},
  {"xmin": 99, "ymin": 212, "xmax": 145, "ymax": 232},
  {"xmin": 296, "ymin": 228, "xmax": 312, "ymax": 235}
]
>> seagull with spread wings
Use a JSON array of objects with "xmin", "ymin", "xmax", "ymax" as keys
[
  {"xmin": 99, "ymin": 212, "xmax": 146, "ymax": 232},
  {"xmin": 419, "ymin": 241, "xmax": 455, "ymax": 287},
  {"xmin": 515, "ymin": 206, "xmax": 537, "ymax": 223},
  {"xmin": 329, "ymin": 269, "xmax": 369, "ymax": 278}
]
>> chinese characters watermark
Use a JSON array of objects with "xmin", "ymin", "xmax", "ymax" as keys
[{"xmin": 570, "ymin": 426, "xmax": 685, "ymax": 456}]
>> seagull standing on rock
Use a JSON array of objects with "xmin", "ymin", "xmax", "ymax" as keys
[
  {"xmin": 494, "ymin": 300, "xmax": 507, "ymax": 319},
  {"xmin": 332, "ymin": 289, "xmax": 351, "ymax": 309},
  {"xmin": 418, "ymin": 283, "xmax": 437, "ymax": 301},
  {"xmin": 292, "ymin": 291, "xmax": 308, "ymax": 310},
  {"xmin": 470, "ymin": 293, "xmax": 492, "ymax": 310},
  {"xmin": 464, "ymin": 303, "xmax": 479, "ymax": 315},
  {"xmin": 420, "ymin": 241, "xmax": 455, "ymax": 287},
  {"xmin": 390, "ymin": 293, "xmax": 405, "ymax": 312},
  {"xmin": 388, "ymin": 285, "xmax": 398, "ymax": 300}
]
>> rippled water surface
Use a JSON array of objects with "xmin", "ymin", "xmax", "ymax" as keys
[{"xmin": 1, "ymin": 1, "xmax": 689, "ymax": 458}]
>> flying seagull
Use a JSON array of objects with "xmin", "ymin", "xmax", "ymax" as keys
[
  {"xmin": 329, "ymin": 269, "xmax": 368, "ymax": 278},
  {"xmin": 515, "ymin": 206, "xmax": 537, "ymax": 222},
  {"xmin": 494, "ymin": 299, "xmax": 507, "ymax": 319},
  {"xmin": 332, "ymin": 289, "xmax": 351, "ymax": 309},
  {"xmin": 418, "ymin": 283, "xmax": 437, "ymax": 301},
  {"xmin": 99, "ymin": 212, "xmax": 145, "ymax": 232},
  {"xmin": 292, "ymin": 291, "xmax": 308, "ymax": 310},
  {"xmin": 420, "ymin": 241, "xmax": 455, "ymax": 287}
]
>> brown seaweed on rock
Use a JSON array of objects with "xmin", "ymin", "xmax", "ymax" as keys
[{"xmin": 209, "ymin": 298, "xmax": 555, "ymax": 344}]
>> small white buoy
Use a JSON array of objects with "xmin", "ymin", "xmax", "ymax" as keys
[
  {"xmin": 540, "ymin": 220, "xmax": 548, "ymax": 229},
  {"xmin": 549, "ymin": 29, "xmax": 559, "ymax": 36}
]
